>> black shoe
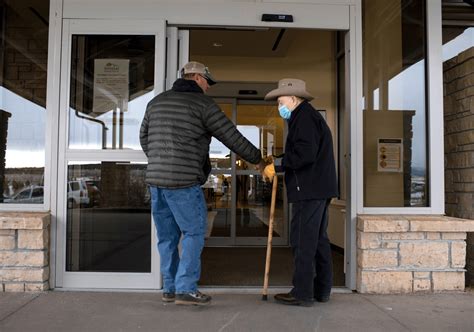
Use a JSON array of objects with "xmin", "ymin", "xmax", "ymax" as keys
[
  {"xmin": 162, "ymin": 292, "xmax": 175, "ymax": 303},
  {"xmin": 274, "ymin": 292, "xmax": 313, "ymax": 307},
  {"xmin": 314, "ymin": 294, "xmax": 330, "ymax": 303},
  {"xmin": 175, "ymin": 291, "xmax": 212, "ymax": 306}
]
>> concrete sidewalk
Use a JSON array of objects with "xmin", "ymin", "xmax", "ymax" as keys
[{"xmin": 0, "ymin": 289, "xmax": 473, "ymax": 331}]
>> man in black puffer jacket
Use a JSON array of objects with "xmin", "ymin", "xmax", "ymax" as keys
[{"xmin": 140, "ymin": 62, "xmax": 263, "ymax": 306}]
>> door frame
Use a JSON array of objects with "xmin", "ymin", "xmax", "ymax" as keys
[
  {"xmin": 55, "ymin": 19, "xmax": 166, "ymax": 289},
  {"xmin": 49, "ymin": 3, "xmax": 359, "ymax": 290}
]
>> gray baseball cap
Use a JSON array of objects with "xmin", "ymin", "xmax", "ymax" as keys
[{"xmin": 180, "ymin": 61, "xmax": 217, "ymax": 85}]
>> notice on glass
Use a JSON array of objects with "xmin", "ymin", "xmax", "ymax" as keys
[
  {"xmin": 92, "ymin": 59, "xmax": 129, "ymax": 114},
  {"xmin": 377, "ymin": 138, "xmax": 403, "ymax": 172}
]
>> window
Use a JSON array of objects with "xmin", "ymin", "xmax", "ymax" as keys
[
  {"xmin": 0, "ymin": 0, "xmax": 50, "ymax": 205},
  {"xmin": 362, "ymin": 0, "xmax": 429, "ymax": 207}
]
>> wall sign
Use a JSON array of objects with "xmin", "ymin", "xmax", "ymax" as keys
[
  {"xmin": 93, "ymin": 59, "xmax": 129, "ymax": 114},
  {"xmin": 377, "ymin": 138, "xmax": 403, "ymax": 172}
]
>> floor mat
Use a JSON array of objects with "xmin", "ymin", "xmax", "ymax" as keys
[{"xmin": 200, "ymin": 247, "xmax": 345, "ymax": 287}]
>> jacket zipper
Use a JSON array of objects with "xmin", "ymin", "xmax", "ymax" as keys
[{"xmin": 293, "ymin": 170, "xmax": 301, "ymax": 192}]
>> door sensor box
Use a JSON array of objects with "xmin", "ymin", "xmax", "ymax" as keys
[{"xmin": 261, "ymin": 14, "xmax": 293, "ymax": 23}]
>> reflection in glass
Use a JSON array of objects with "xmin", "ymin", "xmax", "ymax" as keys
[
  {"xmin": 66, "ymin": 162, "xmax": 151, "ymax": 272},
  {"xmin": 204, "ymin": 173, "xmax": 231, "ymax": 237},
  {"xmin": 235, "ymin": 174, "xmax": 284, "ymax": 238},
  {"xmin": 237, "ymin": 104, "xmax": 284, "ymax": 157},
  {"xmin": 363, "ymin": 0, "xmax": 428, "ymax": 207},
  {"xmin": 68, "ymin": 35, "xmax": 155, "ymax": 150},
  {"xmin": 236, "ymin": 104, "xmax": 285, "ymax": 237},
  {"xmin": 0, "ymin": 1, "xmax": 50, "ymax": 204},
  {"xmin": 209, "ymin": 104, "xmax": 233, "ymax": 169}
]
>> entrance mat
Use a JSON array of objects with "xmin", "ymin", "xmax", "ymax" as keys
[{"xmin": 200, "ymin": 247, "xmax": 345, "ymax": 287}]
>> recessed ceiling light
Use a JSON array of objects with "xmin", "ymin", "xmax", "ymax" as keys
[{"xmin": 212, "ymin": 42, "xmax": 223, "ymax": 47}]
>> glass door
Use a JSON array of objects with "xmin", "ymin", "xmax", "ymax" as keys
[
  {"xmin": 56, "ymin": 19, "xmax": 166, "ymax": 289},
  {"xmin": 204, "ymin": 99, "xmax": 288, "ymax": 246}
]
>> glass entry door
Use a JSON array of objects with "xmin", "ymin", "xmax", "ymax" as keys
[
  {"xmin": 56, "ymin": 19, "xmax": 166, "ymax": 289},
  {"xmin": 205, "ymin": 99, "xmax": 288, "ymax": 246}
]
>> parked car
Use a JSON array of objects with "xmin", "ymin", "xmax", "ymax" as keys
[
  {"xmin": 4, "ymin": 185, "xmax": 44, "ymax": 204},
  {"xmin": 67, "ymin": 180, "xmax": 90, "ymax": 208}
]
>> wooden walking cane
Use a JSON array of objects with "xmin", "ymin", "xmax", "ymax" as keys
[{"xmin": 262, "ymin": 175, "xmax": 278, "ymax": 301}]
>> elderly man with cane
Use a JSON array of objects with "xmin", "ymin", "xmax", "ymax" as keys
[{"xmin": 262, "ymin": 78, "xmax": 338, "ymax": 307}]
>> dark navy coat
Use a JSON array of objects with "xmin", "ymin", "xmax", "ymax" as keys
[{"xmin": 277, "ymin": 101, "xmax": 338, "ymax": 202}]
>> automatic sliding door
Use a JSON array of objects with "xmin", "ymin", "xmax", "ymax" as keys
[
  {"xmin": 235, "ymin": 102, "xmax": 287, "ymax": 246},
  {"xmin": 204, "ymin": 103, "xmax": 234, "ymax": 244}
]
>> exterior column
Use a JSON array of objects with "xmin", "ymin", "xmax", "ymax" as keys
[{"xmin": 0, "ymin": 212, "xmax": 50, "ymax": 291}]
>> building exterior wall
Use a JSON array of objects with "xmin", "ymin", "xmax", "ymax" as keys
[
  {"xmin": 1, "ymin": 0, "xmax": 472, "ymax": 294},
  {"xmin": 444, "ymin": 47, "xmax": 474, "ymax": 287}
]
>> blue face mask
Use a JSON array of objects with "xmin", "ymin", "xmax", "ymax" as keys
[{"xmin": 278, "ymin": 104, "xmax": 292, "ymax": 120}]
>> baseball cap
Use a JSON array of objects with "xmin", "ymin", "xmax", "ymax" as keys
[{"xmin": 180, "ymin": 61, "xmax": 217, "ymax": 85}]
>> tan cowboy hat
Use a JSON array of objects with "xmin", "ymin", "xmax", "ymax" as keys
[{"xmin": 264, "ymin": 78, "xmax": 314, "ymax": 101}]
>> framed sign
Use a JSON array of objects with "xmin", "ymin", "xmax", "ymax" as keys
[
  {"xmin": 93, "ymin": 59, "xmax": 129, "ymax": 114},
  {"xmin": 377, "ymin": 138, "xmax": 403, "ymax": 172}
]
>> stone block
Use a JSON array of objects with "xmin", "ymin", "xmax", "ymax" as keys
[
  {"xmin": 432, "ymin": 272, "xmax": 464, "ymax": 291},
  {"xmin": 414, "ymin": 271, "xmax": 431, "ymax": 279},
  {"xmin": 381, "ymin": 242, "xmax": 399, "ymax": 249},
  {"xmin": 0, "ymin": 213, "xmax": 50, "ymax": 230},
  {"xmin": 17, "ymin": 229, "xmax": 48, "ymax": 250},
  {"xmin": 0, "ymin": 268, "xmax": 49, "ymax": 282},
  {"xmin": 24, "ymin": 282, "xmax": 49, "ymax": 292},
  {"xmin": 382, "ymin": 232, "xmax": 424, "ymax": 240},
  {"xmin": 3, "ymin": 283, "xmax": 25, "ymax": 292},
  {"xmin": 442, "ymin": 233, "xmax": 467, "ymax": 240},
  {"xmin": 426, "ymin": 232, "xmax": 441, "ymax": 240},
  {"xmin": 413, "ymin": 279, "xmax": 431, "ymax": 292},
  {"xmin": 358, "ymin": 271, "xmax": 413, "ymax": 294},
  {"xmin": 409, "ymin": 216, "xmax": 474, "ymax": 232},
  {"xmin": 0, "ymin": 236, "xmax": 15, "ymax": 250},
  {"xmin": 358, "ymin": 249, "xmax": 398, "ymax": 268},
  {"xmin": 400, "ymin": 242, "xmax": 449, "ymax": 268},
  {"xmin": 0, "ymin": 230, "xmax": 14, "ymax": 236},
  {"xmin": 357, "ymin": 232, "xmax": 381, "ymax": 249},
  {"xmin": 0, "ymin": 251, "xmax": 47, "ymax": 267},
  {"xmin": 451, "ymin": 241, "xmax": 466, "ymax": 268},
  {"xmin": 357, "ymin": 216, "xmax": 409, "ymax": 232}
]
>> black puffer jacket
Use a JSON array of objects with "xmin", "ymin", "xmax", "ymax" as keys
[{"xmin": 140, "ymin": 79, "xmax": 262, "ymax": 188}]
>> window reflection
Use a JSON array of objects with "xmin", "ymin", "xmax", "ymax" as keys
[
  {"xmin": 209, "ymin": 104, "xmax": 232, "ymax": 169},
  {"xmin": 0, "ymin": 0, "xmax": 49, "ymax": 204},
  {"xmin": 68, "ymin": 35, "xmax": 155, "ymax": 150},
  {"xmin": 66, "ymin": 162, "xmax": 151, "ymax": 272},
  {"xmin": 363, "ymin": 0, "xmax": 428, "ymax": 207}
]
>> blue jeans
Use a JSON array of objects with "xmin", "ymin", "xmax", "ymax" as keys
[{"xmin": 149, "ymin": 185, "xmax": 207, "ymax": 294}]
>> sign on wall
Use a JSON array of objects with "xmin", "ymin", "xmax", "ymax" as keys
[
  {"xmin": 377, "ymin": 138, "xmax": 403, "ymax": 173},
  {"xmin": 92, "ymin": 59, "xmax": 129, "ymax": 114}
]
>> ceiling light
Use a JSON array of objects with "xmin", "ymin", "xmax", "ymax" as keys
[{"xmin": 212, "ymin": 42, "xmax": 223, "ymax": 47}]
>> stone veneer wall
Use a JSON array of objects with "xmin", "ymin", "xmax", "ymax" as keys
[
  {"xmin": 357, "ymin": 215, "xmax": 474, "ymax": 293},
  {"xmin": 443, "ymin": 47, "xmax": 474, "ymax": 287},
  {"xmin": 0, "ymin": 212, "xmax": 50, "ymax": 291}
]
